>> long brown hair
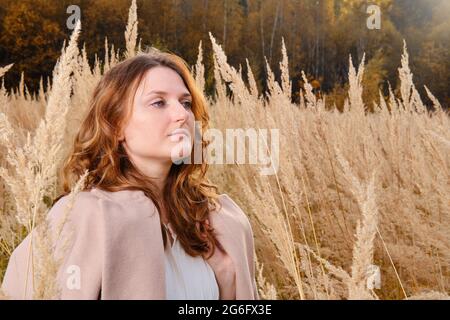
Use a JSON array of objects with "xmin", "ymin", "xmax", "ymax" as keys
[{"xmin": 57, "ymin": 48, "xmax": 224, "ymax": 259}]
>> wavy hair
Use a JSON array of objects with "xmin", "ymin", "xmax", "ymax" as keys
[{"xmin": 56, "ymin": 48, "xmax": 224, "ymax": 259}]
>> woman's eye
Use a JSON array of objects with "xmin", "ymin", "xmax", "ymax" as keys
[
  {"xmin": 151, "ymin": 100, "xmax": 165, "ymax": 108},
  {"xmin": 150, "ymin": 100, "xmax": 191, "ymax": 109},
  {"xmin": 182, "ymin": 101, "xmax": 192, "ymax": 109}
]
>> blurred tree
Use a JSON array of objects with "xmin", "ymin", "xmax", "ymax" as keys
[
  {"xmin": 0, "ymin": 0, "xmax": 448, "ymax": 108},
  {"xmin": 0, "ymin": 0, "xmax": 66, "ymax": 93},
  {"xmin": 414, "ymin": 0, "xmax": 450, "ymax": 106}
]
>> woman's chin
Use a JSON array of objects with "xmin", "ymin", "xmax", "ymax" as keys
[{"xmin": 168, "ymin": 146, "xmax": 192, "ymax": 164}]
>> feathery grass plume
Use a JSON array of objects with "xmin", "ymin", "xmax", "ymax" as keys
[
  {"xmin": 297, "ymin": 243, "xmax": 338, "ymax": 299},
  {"xmin": 255, "ymin": 254, "xmax": 278, "ymax": 300},
  {"xmin": 43, "ymin": 20, "xmax": 81, "ymax": 132},
  {"xmin": 387, "ymin": 82, "xmax": 400, "ymax": 113},
  {"xmin": 298, "ymin": 179, "xmax": 381, "ymax": 300},
  {"xmin": 73, "ymin": 43, "xmax": 96, "ymax": 104},
  {"xmin": 334, "ymin": 149, "xmax": 380, "ymax": 299},
  {"xmin": 302, "ymin": 71, "xmax": 326, "ymax": 111},
  {"xmin": 209, "ymin": 33, "xmax": 258, "ymax": 106},
  {"xmin": 0, "ymin": 64, "xmax": 14, "ymax": 115},
  {"xmin": 137, "ymin": 38, "xmax": 142, "ymax": 54},
  {"xmin": 212, "ymin": 51, "xmax": 227, "ymax": 104},
  {"xmin": 104, "ymin": 37, "xmax": 110, "ymax": 72},
  {"xmin": 378, "ymin": 90, "xmax": 389, "ymax": 114},
  {"xmin": 124, "ymin": 0, "xmax": 138, "ymax": 59},
  {"xmin": 92, "ymin": 53, "xmax": 102, "ymax": 77},
  {"xmin": 0, "ymin": 89, "xmax": 6, "ymax": 116},
  {"xmin": 109, "ymin": 43, "xmax": 119, "ymax": 69},
  {"xmin": 0, "ymin": 21, "xmax": 82, "ymax": 296},
  {"xmin": 33, "ymin": 20, "xmax": 82, "ymax": 165},
  {"xmin": 299, "ymin": 244, "xmax": 349, "ymax": 300},
  {"xmin": 0, "ymin": 130, "xmax": 47, "ymax": 230},
  {"xmin": 425, "ymin": 129, "xmax": 450, "ymax": 149},
  {"xmin": 299, "ymin": 90, "xmax": 306, "ymax": 109},
  {"xmin": 245, "ymin": 59, "xmax": 259, "ymax": 99},
  {"xmin": 17, "ymin": 72, "xmax": 29, "ymax": 99},
  {"xmin": 103, "ymin": 36, "xmax": 119, "ymax": 72},
  {"xmin": 398, "ymin": 41, "xmax": 413, "ymax": 111},
  {"xmin": 248, "ymin": 173, "xmax": 305, "ymax": 300},
  {"xmin": 44, "ymin": 76, "xmax": 52, "ymax": 96},
  {"xmin": 0, "ymin": 113, "xmax": 27, "ymax": 266},
  {"xmin": 279, "ymin": 37, "xmax": 291, "ymax": 102},
  {"xmin": 424, "ymin": 85, "xmax": 442, "ymax": 112},
  {"xmin": 193, "ymin": 41, "xmax": 205, "ymax": 95},
  {"xmin": 296, "ymin": 162, "xmax": 330, "ymax": 298},
  {"xmin": 348, "ymin": 54, "xmax": 366, "ymax": 113},
  {"xmin": 294, "ymin": 145, "xmax": 384, "ymax": 299},
  {"xmin": 398, "ymin": 40, "xmax": 426, "ymax": 114},
  {"xmin": 38, "ymin": 77, "xmax": 46, "ymax": 103},
  {"xmin": 269, "ymin": 41, "xmax": 297, "ymax": 110},
  {"xmin": 297, "ymin": 244, "xmax": 318, "ymax": 299},
  {"xmin": 263, "ymin": 54, "xmax": 292, "ymax": 108},
  {"xmin": 32, "ymin": 169, "xmax": 89, "ymax": 299},
  {"xmin": 0, "ymin": 64, "xmax": 13, "ymax": 79},
  {"xmin": 301, "ymin": 70, "xmax": 317, "ymax": 109},
  {"xmin": 264, "ymin": 57, "xmax": 282, "ymax": 98},
  {"xmin": 0, "ymin": 175, "xmax": 24, "ymax": 259},
  {"xmin": 299, "ymin": 243, "xmax": 351, "ymax": 283},
  {"xmin": 0, "ymin": 20, "xmax": 82, "ymax": 232},
  {"xmin": 68, "ymin": 42, "xmax": 100, "ymax": 150},
  {"xmin": 0, "ymin": 113, "xmax": 20, "ymax": 155}
]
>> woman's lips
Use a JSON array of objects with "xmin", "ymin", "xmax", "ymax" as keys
[
  {"xmin": 170, "ymin": 132, "xmax": 188, "ymax": 137},
  {"xmin": 168, "ymin": 128, "xmax": 191, "ymax": 142},
  {"xmin": 168, "ymin": 128, "xmax": 190, "ymax": 137},
  {"xmin": 170, "ymin": 133, "xmax": 187, "ymax": 141}
]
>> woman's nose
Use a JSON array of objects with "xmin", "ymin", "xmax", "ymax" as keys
[{"xmin": 171, "ymin": 100, "xmax": 189, "ymax": 122}]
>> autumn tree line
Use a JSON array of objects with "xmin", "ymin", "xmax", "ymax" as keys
[{"xmin": 0, "ymin": 0, "xmax": 449, "ymax": 109}]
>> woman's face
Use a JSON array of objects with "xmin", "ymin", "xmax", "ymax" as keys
[{"xmin": 120, "ymin": 66, "xmax": 195, "ymax": 167}]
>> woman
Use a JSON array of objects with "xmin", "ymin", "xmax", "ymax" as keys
[{"xmin": 1, "ymin": 49, "xmax": 259, "ymax": 300}]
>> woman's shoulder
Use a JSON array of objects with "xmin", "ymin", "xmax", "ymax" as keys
[
  {"xmin": 46, "ymin": 190, "xmax": 100, "ymax": 227},
  {"xmin": 53, "ymin": 187, "xmax": 148, "ymax": 207},
  {"xmin": 53, "ymin": 187, "xmax": 147, "ymax": 205},
  {"xmin": 48, "ymin": 187, "xmax": 153, "ymax": 229},
  {"xmin": 212, "ymin": 193, "xmax": 253, "ymax": 235}
]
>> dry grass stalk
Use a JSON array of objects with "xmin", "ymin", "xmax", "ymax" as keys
[
  {"xmin": 193, "ymin": 41, "xmax": 205, "ymax": 95},
  {"xmin": 124, "ymin": 0, "xmax": 138, "ymax": 59},
  {"xmin": 255, "ymin": 255, "xmax": 278, "ymax": 300},
  {"xmin": 0, "ymin": 64, "xmax": 14, "ymax": 78},
  {"xmin": 31, "ymin": 169, "xmax": 89, "ymax": 299}
]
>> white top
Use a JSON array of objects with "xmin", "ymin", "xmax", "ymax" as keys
[{"xmin": 163, "ymin": 222, "xmax": 220, "ymax": 300}]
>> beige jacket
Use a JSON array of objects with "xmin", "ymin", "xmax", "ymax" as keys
[{"xmin": 1, "ymin": 188, "xmax": 259, "ymax": 300}]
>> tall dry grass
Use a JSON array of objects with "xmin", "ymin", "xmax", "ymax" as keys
[
  {"xmin": 1, "ymin": 0, "xmax": 449, "ymax": 299},
  {"xmin": 208, "ymin": 36, "xmax": 449, "ymax": 299}
]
